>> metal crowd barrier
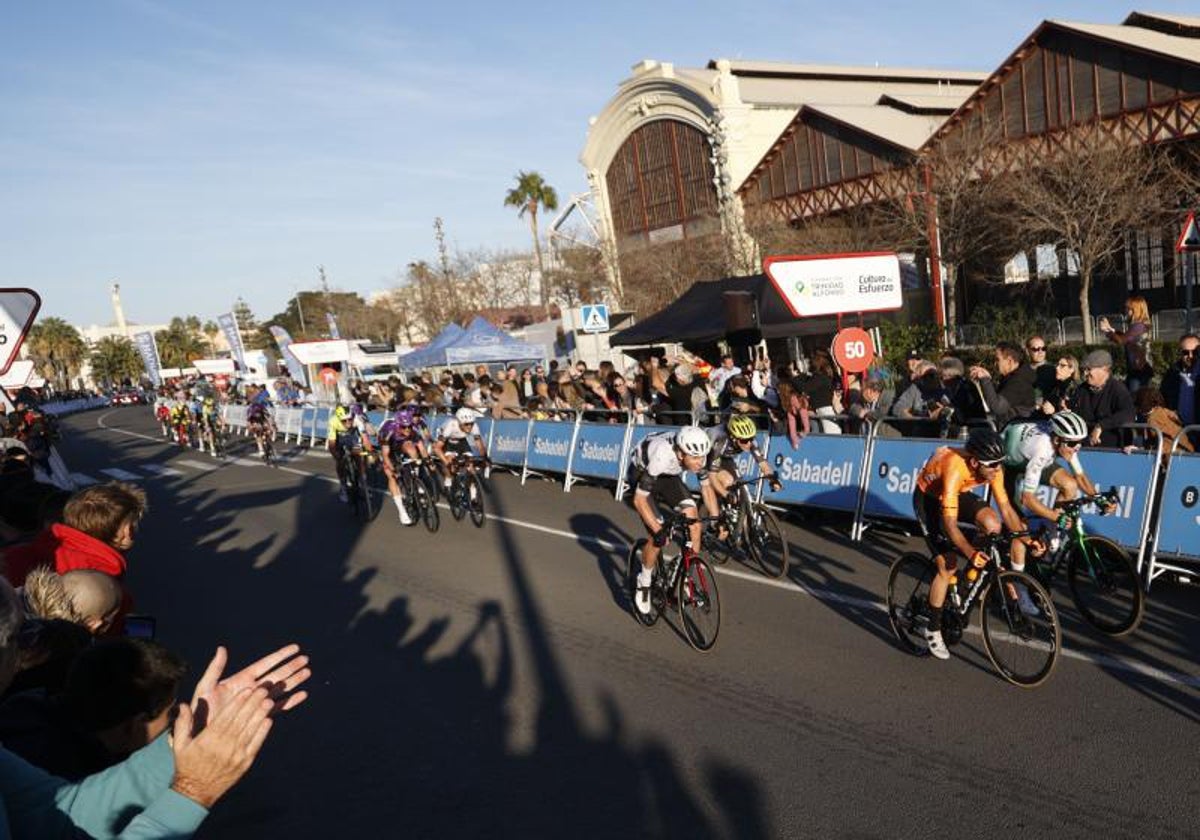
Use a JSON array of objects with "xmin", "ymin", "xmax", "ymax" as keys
[
  {"xmin": 1145, "ymin": 423, "xmax": 1200, "ymax": 588},
  {"xmin": 41, "ymin": 397, "xmax": 110, "ymax": 416}
]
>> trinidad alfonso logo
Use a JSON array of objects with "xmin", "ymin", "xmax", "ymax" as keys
[{"xmin": 793, "ymin": 279, "xmax": 807, "ymax": 296}]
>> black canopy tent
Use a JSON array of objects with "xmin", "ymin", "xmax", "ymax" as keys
[{"xmin": 610, "ymin": 274, "xmax": 882, "ymax": 347}]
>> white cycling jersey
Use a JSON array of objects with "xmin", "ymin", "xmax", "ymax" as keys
[
  {"xmin": 1003, "ymin": 420, "xmax": 1084, "ymax": 495},
  {"xmin": 437, "ymin": 418, "xmax": 482, "ymax": 442},
  {"xmin": 632, "ymin": 433, "xmax": 683, "ymax": 478}
]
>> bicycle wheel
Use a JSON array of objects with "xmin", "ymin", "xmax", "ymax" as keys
[
  {"xmin": 745, "ymin": 504, "xmax": 789, "ymax": 579},
  {"xmin": 356, "ymin": 458, "xmax": 375, "ymax": 522},
  {"xmin": 626, "ymin": 539, "xmax": 659, "ymax": 627},
  {"xmin": 1067, "ymin": 536, "xmax": 1144, "ymax": 636},
  {"xmin": 397, "ymin": 471, "xmax": 419, "ymax": 527},
  {"xmin": 678, "ymin": 555, "xmax": 721, "ymax": 652},
  {"xmin": 467, "ymin": 472, "xmax": 486, "ymax": 527},
  {"xmin": 418, "ymin": 484, "xmax": 440, "ymax": 533},
  {"xmin": 449, "ymin": 475, "xmax": 467, "ymax": 521},
  {"xmin": 343, "ymin": 458, "xmax": 360, "ymax": 518},
  {"xmin": 980, "ymin": 570, "xmax": 1060, "ymax": 688},
  {"xmin": 886, "ymin": 552, "xmax": 935, "ymax": 656},
  {"xmin": 420, "ymin": 462, "xmax": 441, "ymax": 503}
]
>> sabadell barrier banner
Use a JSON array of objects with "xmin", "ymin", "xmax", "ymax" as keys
[
  {"xmin": 525, "ymin": 420, "xmax": 575, "ymax": 474},
  {"xmin": 571, "ymin": 423, "xmax": 628, "ymax": 482},
  {"xmin": 1154, "ymin": 450, "xmax": 1200, "ymax": 560},
  {"xmin": 769, "ymin": 433, "xmax": 865, "ymax": 512}
]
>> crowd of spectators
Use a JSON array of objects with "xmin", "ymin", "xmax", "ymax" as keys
[{"xmin": 0, "ymin": 437, "xmax": 312, "ymax": 836}]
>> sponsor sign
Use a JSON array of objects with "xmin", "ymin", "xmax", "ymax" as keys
[
  {"xmin": 525, "ymin": 420, "xmax": 575, "ymax": 474},
  {"xmin": 572, "ymin": 423, "xmax": 629, "ymax": 481},
  {"xmin": 0, "ymin": 360, "xmax": 35, "ymax": 389},
  {"xmin": 1155, "ymin": 450, "xmax": 1200, "ymax": 559},
  {"xmin": 0, "ymin": 289, "xmax": 41, "ymax": 376},
  {"xmin": 133, "ymin": 331, "xmax": 163, "ymax": 387},
  {"xmin": 861, "ymin": 437, "xmax": 955, "ymax": 521},
  {"xmin": 488, "ymin": 419, "xmax": 531, "ymax": 468},
  {"xmin": 1063, "ymin": 448, "xmax": 1158, "ymax": 552},
  {"xmin": 268, "ymin": 326, "xmax": 310, "ymax": 386},
  {"xmin": 217, "ymin": 312, "xmax": 245, "ymax": 370},
  {"xmin": 768, "ymin": 434, "xmax": 864, "ymax": 511},
  {"xmin": 765, "ymin": 252, "xmax": 902, "ymax": 318}
]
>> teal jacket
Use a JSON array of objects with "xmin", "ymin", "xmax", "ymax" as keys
[{"xmin": 0, "ymin": 733, "xmax": 207, "ymax": 838}]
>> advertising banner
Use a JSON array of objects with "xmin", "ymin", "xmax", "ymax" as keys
[
  {"xmin": 1031, "ymin": 448, "xmax": 1158, "ymax": 552},
  {"xmin": 487, "ymin": 419, "xmax": 530, "ymax": 468},
  {"xmin": 268, "ymin": 326, "xmax": 309, "ymax": 386},
  {"xmin": 133, "ymin": 331, "xmax": 162, "ymax": 387},
  {"xmin": 571, "ymin": 423, "xmax": 629, "ymax": 481},
  {"xmin": 765, "ymin": 252, "xmax": 902, "ymax": 318},
  {"xmin": 0, "ymin": 289, "xmax": 41, "ymax": 376},
  {"xmin": 861, "ymin": 437, "xmax": 951, "ymax": 521},
  {"xmin": 525, "ymin": 420, "xmax": 575, "ymax": 474},
  {"xmin": 1153, "ymin": 451, "xmax": 1200, "ymax": 559},
  {"xmin": 217, "ymin": 313, "xmax": 245, "ymax": 371},
  {"xmin": 767, "ymin": 433, "xmax": 864, "ymax": 512}
]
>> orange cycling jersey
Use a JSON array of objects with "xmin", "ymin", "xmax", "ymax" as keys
[{"xmin": 916, "ymin": 446, "xmax": 1009, "ymax": 514}]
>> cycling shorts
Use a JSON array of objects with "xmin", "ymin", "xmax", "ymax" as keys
[
  {"xmin": 636, "ymin": 471, "xmax": 695, "ymax": 511},
  {"xmin": 912, "ymin": 488, "xmax": 988, "ymax": 556},
  {"xmin": 1002, "ymin": 463, "xmax": 1062, "ymax": 510},
  {"xmin": 443, "ymin": 437, "xmax": 473, "ymax": 457}
]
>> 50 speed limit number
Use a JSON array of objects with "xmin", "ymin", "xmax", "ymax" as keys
[{"xmin": 831, "ymin": 327, "xmax": 876, "ymax": 374}]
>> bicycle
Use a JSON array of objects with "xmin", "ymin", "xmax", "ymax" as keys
[
  {"xmin": 886, "ymin": 531, "xmax": 1061, "ymax": 688},
  {"xmin": 625, "ymin": 510, "xmax": 722, "ymax": 652},
  {"xmin": 1025, "ymin": 489, "xmax": 1144, "ymax": 636},
  {"xmin": 396, "ymin": 455, "xmax": 439, "ymax": 533},
  {"xmin": 702, "ymin": 476, "xmax": 789, "ymax": 579},
  {"xmin": 341, "ymin": 443, "xmax": 376, "ymax": 523},
  {"xmin": 446, "ymin": 454, "xmax": 486, "ymax": 528}
]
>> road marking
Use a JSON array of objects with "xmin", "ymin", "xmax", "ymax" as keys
[
  {"xmin": 101, "ymin": 468, "xmax": 141, "ymax": 480},
  {"xmin": 70, "ymin": 472, "xmax": 98, "ymax": 486},
  {"xmin": 140, "ymin": 464, "xmax": 184, "ymax": 476},
  {"xmin": 177, "ymin": 459, "xmax": 218, "ymax": 471},
  {"xmin": 93, "ymin": 411, "xmax": 1200, "ymax": 689}
]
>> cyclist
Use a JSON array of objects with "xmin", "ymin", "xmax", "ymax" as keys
[
  {"xmin": 169, "ymin": 400, "xmax": 191, "ymax": 447},
  {"xmin": 629, "ymin": 426, "xmax": 722, "ymax": 616},
  {"xmin": 200, "ymin": 395, "xmax": 222, "ymax": 456},
  {"xmin": 706, "ymin": 414, "xmax": 783, "ymax": 498},
  {"xmin": 1002, "ymin": 410, "xmax": 1114, "ymax": 562},
  {"xmin": 154, "ymin": 393, "xmax": 172, "ymax": 437},
  {"xmin": 246, "ymin": 388, "xmax": 274, "ymax": 456},
  {"xmin": 912, "ymin": 427, "xmax": 1027, "ymax": 660},
  {"xmin": 377, "ymin": 408, "xmax": 431, "ymax": 526},
  {"xmin": 432, "ymin": 408, "xmax": 489, "ymax": 491},
  {"xmin": 189, "ymin": 392, "xmax": 206, "ymax": 452},
  {"xmin": 327, "ymin": 403, "xmax": 377, "ymax": 503}
]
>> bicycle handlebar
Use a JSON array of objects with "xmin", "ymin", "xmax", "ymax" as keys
[{"xmin": 1056, "ymin": 488, "xmax": 1120, "ymax": 515}]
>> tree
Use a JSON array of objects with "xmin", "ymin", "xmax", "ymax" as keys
[
  {"xmin": 504, "ymin": 171, "xmax": 558, "ymax": 310},
  {"xmin": 233, "ymin": 299, "xmax": 267, "ymax": 349},
  {"xmin": 547, "ymin": 246, "xmax": 606, "ymax": 308},
  {"xmin": 155, "ymin": 318, "xmax": 206, "ymax": 369},
  {"xmin": 1007, "ymin": 129, "xmax": 1178, "ymax": 344},
  {"xmin": 26, "ymin": 318, "xmax": 87, "ymax": 391},
  {"xmin": 90, "ymin": 336, "xmax": 143, "ymax": 387},
  {"xmin": 202, "ymin": 320, "xmax": 220, "ymax": 354}
]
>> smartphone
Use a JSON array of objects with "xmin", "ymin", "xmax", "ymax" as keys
[{"xmin": 124, "ymin": 614, "xmax": 157, "ymax": 640}]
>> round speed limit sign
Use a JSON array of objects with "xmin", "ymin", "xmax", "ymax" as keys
[{"xmin": 831, "ymin": 327, "xmax": 876, "ymax": 374}]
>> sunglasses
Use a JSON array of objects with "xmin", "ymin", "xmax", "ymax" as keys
[
  {"xmin": 1028, "ymin": 345, "xmax": 1046, "ymax": 352},
  {"xmin": 1057, "ymin": 440, "xmax": 1083, "ymax": 450},
  {"xmin": 1180, "ymin": 350, "xmax": 1197, "ymax": 358}
]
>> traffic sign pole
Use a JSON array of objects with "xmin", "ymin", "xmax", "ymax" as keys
[{"xmin": 1175, "ymin": 212, "xmax": 1200, "ymax": 334}]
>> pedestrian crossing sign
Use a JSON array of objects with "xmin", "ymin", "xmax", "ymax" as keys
[
  {"xmin": 581, "ymin": 304, "xmax": 610, "ymax": 333},
  {"xmin": 1176, "ymin": 211, "xmax": 1200, "ymax": 252}
]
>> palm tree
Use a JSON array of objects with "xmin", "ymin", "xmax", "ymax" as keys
[
  {"xmin": 155, "ymin": 318, "xmax": 206, "ymax": 369},
  {"xmin": 202, "ymin": 320, "xmax": 220, "ymax": 354},
  {"xmin": 90, "ymin": 336, "xmax": 144, "ymax": 388},
  {"xmin": 26, "ymin": 317, "xmax": 87, "ymax": 391},
  {"xmin": 504, "ymin": 171, "xmax": 558, "ymax": 311}
]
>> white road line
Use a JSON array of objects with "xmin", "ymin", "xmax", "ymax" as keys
[
  {"xmin": 101, "ymin": 468, "xmax": 141, "ymax": 480},
  {"xmin": 177, "ymin": 459, "xmax": 218, "ymax": 471},
  {"xmin": 140, "ymin": 464, "xmax": 184, "ymax": 476},
  {"xmin": 93, "ymin": 411, "xmax": 1200, "ymax": 689},
  {"xmin": 70, "ymin": 473, "xmax": 98, "ymax": 486}
]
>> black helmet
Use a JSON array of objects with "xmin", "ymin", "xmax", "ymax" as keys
[{"xmin": 965, "ymin": 428, "xmax": 1005, "ymax": 465}]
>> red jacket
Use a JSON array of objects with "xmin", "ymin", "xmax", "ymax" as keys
[{"xmin": 3, "ymin": 524, "xmax": 127, "ymax": 587}]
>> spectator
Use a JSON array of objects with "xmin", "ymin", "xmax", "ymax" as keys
[
  {"xmin": 488, "ymin": 383, "xmax": 523, "ymax": 420},
  {"xmin": 517, "ymin": 368, "xmax": 536, "ymax": 405},
  {"xmin": 657, "ymin": 363, "xmax": 706, "ymax": 424},
  {"xmin": 1160, "ymin": 334, "xmax": 1200, "ymax": 441},
  {"xmin": 892, "ymin": 362, "xmax": 946, "ymax": 437},
  {"xmin": 938, "ymin": 356, "xmax": 989, "ymax": 433},
  {"xmin": 845, "ymin": 377, "xmax": 893, "ymax": 435},
  {"xmin": 707, "ymin": 354, "xmax": 740, "ymax": 399},
  {"xmin": 969, "ymin": 340, "xmax": 1036, "ymax": 427},
  {"xmin": 4, "ymin": 482, "xmax": 147, "ymax": 589},
  {"xmin": 1133, "ymin": 386, "xmax": 1193, "ymax": 457},
  {"xmin": 573, "ymin": 360, "xmax": 587, "ymax": 380},
  {"xmin": 905, "ymin": 349, "xmax": 929, "ymax": 382},
  {"xmin": 724, "ymin": 375, "xmax": 769, "ymax": 423},
  {"xmin": 1026, "ymin": 335, "xmax": 1057, "ymax": 401},
  {"xmin": 1072, "ymin": 349, "xmax": 1135, "ymax": 447},
  {"xmin": 22, "ymin": 568, "xmax": 122, "ymax": 634},
  {"xmin": 801, "ymin": 351, "xmax": 841, "ymax": 434},
  {"xmin": 1040, "ymin": 354, "xmax": 1081, "ymax": 415},
  {"xmin": 0, "ymin": 637, "xmax": 187, "ymax": 780},
  {"xmin": 775, "ymin": 376, "xmax": 811, "ymax": 448},
  {"xmin": 1099, "ymin": 295, "xmax": 1154, "ymax": 394},
  {"xmin": 3, "ymin": 618, "xmax": 91, "ymax": 701}
]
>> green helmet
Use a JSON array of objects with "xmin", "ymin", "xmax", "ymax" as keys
[{"xmin": 727, "ymin": 413, "xmax": 757, "ymax": 441}]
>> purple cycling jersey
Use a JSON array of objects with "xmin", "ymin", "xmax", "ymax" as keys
[{"xmin": 378, "ymin": 418, "xmax": 423, "ymax": 445}]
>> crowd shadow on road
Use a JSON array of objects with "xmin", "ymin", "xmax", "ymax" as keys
[
  {"xmin": 568, "ymin": 512, "xmax": 634, "ymax": 613},
  {"xmin": 118, "ymin": 431, "xmax": 770, "ymax": 839}
]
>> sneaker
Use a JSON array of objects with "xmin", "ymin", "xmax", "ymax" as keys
[
  {"xmin": 337, "ymin": 488, "xmax": 348, "ymax": 504},
  {"xmin": 396, "ymin": 498, "xmax": 413, "ymax": 526},
  {"xmin": 1013, "ymin": 584, "xmax": 1042, "ymax": 618},
  {"xmin": 634, "ymin": 568, "xmax": 653, "ymax": 615},
  {"xmin": 922, "ymin": 628, "xmax": 951, "ymax": 660},
  {"xmin": 443, "ymin": 477, "xmax": 452, "ymax": 489}
]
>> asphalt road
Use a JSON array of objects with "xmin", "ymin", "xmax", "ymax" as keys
[{"xmin": 57, "ymin": 407, "xmax": 1200, "ymax": 839}]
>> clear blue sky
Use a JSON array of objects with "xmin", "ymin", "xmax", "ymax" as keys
[{"xmin": 2, "ymin": 1, "xmax": 1193, "ymax": 328}]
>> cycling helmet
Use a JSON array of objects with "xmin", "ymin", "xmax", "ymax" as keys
[
  {"xmin": 349, "ymin": 403, "xmax": 366, "ymax": 418},
  {"xmin": 674, "ymin": 425, "xmax": 712, "ymax": 457},
  {"xmin": 394, "ymin": 409, "xmax": 415, "ymax": 427},
  {"xmin": 965, "ymin": 428, "xmax": 1005, "ymax": 465},
  {"xmin": 727, "ymin": 414, "xmax": 757, "ymax": 441},
  {"xmin": 455, "ymin": 407, "xmax": 480, "ymax": 425},
  {"xmin": 334, "ymin": 405, "xmax": 350, "ymax": 421},
  {"xmin": 1049, "ymin": 410, "xmax": 1088, "ymax": 442}
]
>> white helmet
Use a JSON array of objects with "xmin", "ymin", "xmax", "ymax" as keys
[
  {"xmin": 674, "ymin": 425, "xmax": 712, "ymax": 457},
  {"xmin": 455, "ymin": 407, "xmax": 480, "ymax": 425},
  {"xmin": 1050, "ymin": 410, "xmax": 1088, "ymax": 442}
]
